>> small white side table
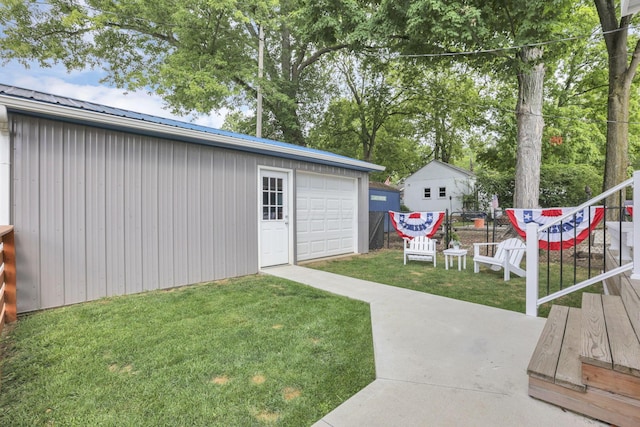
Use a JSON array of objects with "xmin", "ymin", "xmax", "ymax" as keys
[{"xmin": 443, "ymin": 248, "xmax": 468, "ymax": 271}]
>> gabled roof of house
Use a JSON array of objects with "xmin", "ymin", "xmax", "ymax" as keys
[
  {"xmin": 0, "ymin": 84, "xmax": 384, "ymax": 173},
  {"xmin": 437, "ymin": 160, "xmax": 475, "ymax": 177},
  {"xmin": 406, "ymin": 159, "xmax": 474, "ymax": 180}
]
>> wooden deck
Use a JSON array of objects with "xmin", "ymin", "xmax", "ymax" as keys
[{"xmin": 527, "ymin": 278, "xmax": 640, "ymax": 426}]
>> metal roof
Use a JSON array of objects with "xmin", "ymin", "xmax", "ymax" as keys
[{"xmin": 0, "ymin": 84, "xmax": 384, "ymax": 172}]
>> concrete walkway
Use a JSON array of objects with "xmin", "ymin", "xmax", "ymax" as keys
[{"xmin": 263, "ymin": 265, "xmax": 605, "ymax": 427}]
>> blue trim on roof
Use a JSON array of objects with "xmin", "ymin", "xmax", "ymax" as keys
[{"xmin": 0, "ymin": 83, "xmax": 382, "ymax": 172}]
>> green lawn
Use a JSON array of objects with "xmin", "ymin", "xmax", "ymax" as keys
[
  {"xmin": 0, "ymin": 275, "xmax": 375, "ymax": 426},
  {"xmin": 305, "ymin": 249, "xmax": 603, "ymax": 318}
]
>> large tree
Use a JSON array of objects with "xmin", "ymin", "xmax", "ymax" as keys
[
  {"xmin": 0, "ymin": 0, "xmax": 368, "ymax": 146},
  {"xmin": 407, "ymin": 63, "xmax": 488, "ymax": 164},
  {"xmin": 371, "ymin": 0, "xmax": 573, "ymax": 208},
  {"xmin": 593, "ymin": 0, "xmax": 640, "ymax": 195},
  {"xmin": 330, "ymin": 52, "xmax": 420, "ymax": 162}
]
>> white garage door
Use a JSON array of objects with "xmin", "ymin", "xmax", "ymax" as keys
[{"xmin": 296, "ymin": 173, "xmax": 357, "ymax": 261}]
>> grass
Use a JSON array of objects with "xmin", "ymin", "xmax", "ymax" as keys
[
  {"xmin": 305, "ymin": 249, "xmax": 603, "ymax": 318},
  {"xmin": 0, "ymin": 275, "xmax": 375, "ymax": 426}
]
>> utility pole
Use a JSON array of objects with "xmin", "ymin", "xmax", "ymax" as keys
[{"xmin": 256, "ymin": 23, "xmax": 264, "ymax": 138}]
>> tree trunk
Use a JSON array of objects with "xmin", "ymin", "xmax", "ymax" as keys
[
  {"xmin": 603, "ymin": 69, "xmax": 630, "ymax": 200},
  {"xmin": 593, "ymin": 1, "xmax": 640, "ymax": 216},
  {"xmin": 600, "ymin": 9, "xmax": 630, "ymax": 202},
  {"xmin": 513, "ymin": 46, "xmax": 545, "ymax": 209},
  {"xmin": 602, "ymin": 51, "xmax": 630, "ymax": 218}
]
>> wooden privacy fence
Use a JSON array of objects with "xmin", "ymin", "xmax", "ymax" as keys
[{"xmin": 0, "ymin": 226, "xmax": 16, "ymax": 334}]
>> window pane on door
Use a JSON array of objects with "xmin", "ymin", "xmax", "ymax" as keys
[{"xmin": 262, "ymin": 175, "xmax": 285, "ymax": 221}]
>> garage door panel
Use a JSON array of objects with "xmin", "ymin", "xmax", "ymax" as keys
[
  {"xmin": 297, "ymin": 173, "xmax": 356, "ymax": 261},
  {"xmin": 310, "ymin": 220, "xmax": 325, "ymax": 232},
  {"xmin": 310, "ymin": 240, "xmax": 326, "ymax": 255},
  {"xmin": 328, "ymin": 220, "xmax": 343, "ymax": 232}
]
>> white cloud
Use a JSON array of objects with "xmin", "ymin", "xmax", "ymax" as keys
[{"xmin": 2, "ymin": 65, "xmax": 228, "ymax": 129}]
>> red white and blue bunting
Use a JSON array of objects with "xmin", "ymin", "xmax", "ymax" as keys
[
  {"xmin": 505, "ymin": 207, "xmax": 604, "ymax": 250},
  {"xmin": 389, "ymin": 211, "xmax": 445, "ymax": 240}
]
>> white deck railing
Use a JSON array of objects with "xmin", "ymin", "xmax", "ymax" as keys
[{"xmin": 525, "ymin": 171, "xmax": 640, "ymax": 316}]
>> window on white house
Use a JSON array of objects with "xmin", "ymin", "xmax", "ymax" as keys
[
  {"xmin": 439, "ymin": 187, "xmax": 446, "ymax": 198},
  {"xmin": 423, "ymin": 188, "xmax": 431, "ymax": 199}
]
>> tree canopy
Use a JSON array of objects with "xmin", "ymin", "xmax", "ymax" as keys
[{"xmin": 0, "ymin": 0, "xmax": 370, "ymax": 145}]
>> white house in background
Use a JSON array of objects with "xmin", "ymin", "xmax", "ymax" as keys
[{"xmin": 403, "ymin": 160, "xmax": 475, "ymax": 213}]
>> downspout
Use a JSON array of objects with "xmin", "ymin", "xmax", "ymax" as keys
[{"xmin": 0, "ymin": 105, "xmax": 10, "ymax": 225}]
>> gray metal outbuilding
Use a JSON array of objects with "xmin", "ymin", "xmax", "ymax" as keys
[{"xmin": 0, "ymin": 85, "xmax": 383, "ymax": 313}]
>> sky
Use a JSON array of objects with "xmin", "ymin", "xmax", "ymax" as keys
[{"xmin": 0, "ymin": 59, "xmax": 229, "ymax": 129}]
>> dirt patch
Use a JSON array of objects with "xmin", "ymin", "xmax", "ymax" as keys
[
  {"xmin": 255, "ymin": 410, "xmax": 280, "ymax": 423},
  {"xmin": 252, "ymin": 374, "xmax": 266, "ymax": 385},
  {"xmin": 211, "ymin": 375, "xmax": 230, "ymax": 385},
  {"xmin": 108, "ymin": 363, "xmax": 136, "ymax": 375},
  {"xmin": 283, "ymin": 387, "xmax": 301, "ymax": 401},
  {"xmin": 271, "ymin": 324, "xmax": 284, "ymax": 330}
]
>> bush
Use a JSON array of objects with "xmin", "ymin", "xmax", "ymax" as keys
[
  {"xmin": 475, "ymin": 164, "xmax": 603, "ymax": 208},
  {"xmin": 539, "ymin": 164, "xmax": 602, "ymax": 207}
]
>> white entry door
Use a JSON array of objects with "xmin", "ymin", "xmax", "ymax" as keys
[{"xmin": 260, "ymin": 170, "xmax": 290, "ymax": 267}]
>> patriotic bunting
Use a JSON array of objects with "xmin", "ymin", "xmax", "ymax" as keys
[
  {"xmin": 389, "ymin": 211, "xmax": 445, "ymax": 240},
  {"xmin": 505, "ymin": 207, "xmax": 604, "ymax": 250}
]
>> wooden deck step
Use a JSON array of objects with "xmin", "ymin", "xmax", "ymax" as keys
[
  {"xmin": 580, "ymin": 293, "xmax": 640, "ymax": 376},
  {"xmin": 529, "ymin": 376, "xmax": 640, "ymax": 427},
  {"xmin": 622, "ymin": 278, "xmax": 640, "ymax": 339},
  {"xmin": 555, "ymin": 308, "xmax": 584, "ymax": 392},
  {"xmin": 579, "ymin": 292, "xmax": 640, "ymax": 400},
  {"xmin": 582, "ymin": 362, "xmax": 640, "ymax": 401},
  {"xmin": 528, "ymin": 277, "xmax": 640, "ymax": 425},
  {"xmin": 527, "ymin": 305, "xmax": 585, "ymax": 391},
  {"xmin": 602, "ymin": 295, "xmax": 640, "ymax": 377},
  {"xmin": 580, "ymin": 293, "xmax": 612, "ymax": 369},
  {"xmin": 527, "ymin": 305, "xmax": 569, "ymax": 382}
]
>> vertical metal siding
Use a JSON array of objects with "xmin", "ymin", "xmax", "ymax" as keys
[
  {"xmin": 199, "ymin": 149, "xmax": 215, "ymax": 280},
  {"xmin": 172, "ymin": 143, "xmax": 189, "ymax": 287},
  {"xmin": 63, "ymin": 125, "xmax": 87, "ymax": 305},
  {"xmin": 11, "ymin": 114, "xmax": 371, "ymax": 312},
  {"xmin": 12, "ymin": 118, "xmax": 41, "ymax": 312},
  {"xmin": 186, "ymin": 144, "xmax": 202, "ymax": 284},
  {"xmin": 212, "ymin": 152, "xmax": 227, "ymax": 279},
  {"xmin": 157, "ymin": 140, "xmax": 174, "ymax": 289},
  {"xmin": 105, "ymin": 131, "xmax": 126, "ymax": 297},
  {"xmin": 85, "ymin": 128, "xmax": 107, "ymax": 300},
  {"xmin": 39, "ymin": 121, "xmax": 64, "ymax": 309},
  {"xmin": 141, "ymin": 138, "xmax": 159, "ymax": 291}
]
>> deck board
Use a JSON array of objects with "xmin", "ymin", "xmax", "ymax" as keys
[
  {"xmin": 582, "ymin": 362, "xmax": 640, "ymax": 400},
  {"xmin": 527, "ymin": 305, "xmax": 568, "ymax": 382},
  {"xmin": 623, "ymin": 279, "xmax": 640, "ymax": 340},
  {"xmin": 555, "ymin": 307, "xmax": 585, "ymax": 392},
  {"xmin": 602, "ymin": 295, "xmax": 640, "ymax": 377},
  {"xmin": 529, "ymin": 376, "xmax": 640, "ymax": 427},
  {"xmin": 580, "ymin": 293, "xmax": 612, "ymax": 369}
]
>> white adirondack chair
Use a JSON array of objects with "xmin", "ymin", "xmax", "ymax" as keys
[
  {"xmin": 404, "ymin": 236, "xmax": 437, "ymax": 266},
  {"xmin": 473, "ymin": 237, "xmax": 526, "ymax": 281}
]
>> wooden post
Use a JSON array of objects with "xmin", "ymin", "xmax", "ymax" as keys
[{"xmin": 1, "ymin": 226, "xmax": 16, "ymax": 322}]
